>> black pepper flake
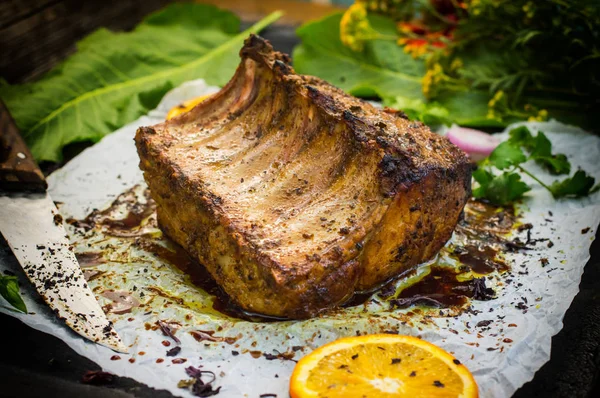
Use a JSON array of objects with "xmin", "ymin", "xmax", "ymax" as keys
[
  {"xmin": 409, "ymin": 371, "xmax": 416, "ymax": 377},
  {"xmin": 453, "ymin": 359, "xmax": 461, "ymax": 365},
  {"xmin": 338, "ymin": 364, "xmax": 348, "ymax": 369},
  {"xmin": 351, "ymin": 354, "xmax": 359, "ymax": 360},
  {"xmin": 476, "ymin": 320, "xmax": 493, "ymax": 328},
  {"xmin": 582, "ymin": 227, "xmax": 590, "ymax": 234},
  {"xmin": 232, "ymin": 351, "xmax": 239, "ymax": 356},
  {"xmin": 259, "ymin": 395, "xmax": 277, "ymax": 398},
  {"xmin": 540, "ymin": 258, "xmax": 549, "ymax": 267},
  {"xmin": 433, "ymin": 380, "xmax": 445, "ymax": 388},
  {"xmin": 516, "ymin": 302, "xmax": 528, "ymax": 310},
  {"xmin": 391, "ymin": 358, "xmax": 401, "ymax": 364},
  {"xmin": 167, "ymin": 346, "xmax": 182, "ymax": 357}
]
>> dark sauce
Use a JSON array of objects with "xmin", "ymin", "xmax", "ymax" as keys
[
  {"xmin": 100, "ymin": 201, "xmax": 155, "ymax": 231},
  {"xmin": 342, "ymin": 291, "xmax": 377, "ymax": 308},
  {"xmin": 452, "ymin": 244, "xmax": 508, "ymax": 274},
  {"xmin": 456, "ymin": 199, "xmax": 517, "ymax": 242},
  {"xmin": 342, "ymin": 268, "xmax": 417, "ymax": 308},
  {"xmin": 67, "ymin": 186, "xmax": 156, "ymax": 235},
  {"xmin": 390, "ymin": 267, "xmax": 494, "ymax": 309}
]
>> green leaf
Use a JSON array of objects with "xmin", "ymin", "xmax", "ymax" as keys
[
  {"xmin": 508, "ymin": 126, "xmax": 535, "ymax": 150},
  {"xmin": 471, "ymin": 167, "xmax": 494, "ymax": 198},
  {"xmin": 529, "ymin": 131, "xmax": 552, "ymax": 158},
  {"xmin": 0, "ymin": 4, "xmax": 281, "ymax": 162},
  {"xmin": 528, "ymin": 132, "xmax": 570, "ymax": 175},
  {"xmin": 0, "ymin": 275, "xmax": 27, "ymax": 313},
  {"xmin": 383, "ymin": 96, "xmax": 451, "ymax": 125},
  {"xmin": 508, "ymin": 128, "xmax": 571, "ymax": 174},
  {"xmin": 472, "ymin": 167, "xmax": 494, "ymax": 185},
  {"xmin": 489, "ymin": 141, "xmax": 527, "ymax": 170},
  {"xmin": 293, "ymin": 13, "xmax": 511, "ymax": 128},
  {"xmin": 294, "ymin": 13, "xmax": 425, "ymax": 103},
  {"xmin": 549, "ymin": 170, "xmax": 596, "ymax": 198},
  {"xmin": 472, "ymin": 171, "xmax": 531, "ymax": 206},
  {"xmin": 428, "ymin": 89, "xmax": 510, "ymax": 128},
  {"xmin": 533, "ymin": 153, "xmax": 571, "ymax": 175}
]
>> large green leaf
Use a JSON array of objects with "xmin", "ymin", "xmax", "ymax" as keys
[
  {"xmin": 294, "ymin": 13, "xmax": 425, "ymax": 101},
  {"xmin": 0, "ymin": 4, "xmax": 281, "ymax": 162},
  {"xmin": 293, "ymin": 12, "xmax": 508, "ymax": 128}
]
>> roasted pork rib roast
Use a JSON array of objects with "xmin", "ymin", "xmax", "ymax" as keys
[{"xmin": 135, "ymin": 35, "xmax": 472, "ymax": 319}]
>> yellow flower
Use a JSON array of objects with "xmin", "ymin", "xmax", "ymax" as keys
[
  {"xmin": 488, "ymin": 90, "xmax": 505, "ymax": 108},
  {"xmin": 340, "ymin": 3, "xmax": 377, "ymax": 52},
  {"xmin": 487, "ymin": 109, "xmax": 499, "ymax": 121},
  {"xmin": 487, "ymin": 90, "xmax": 507, "ymax": 121},
  {"xmin": 468, "ymin": 0, "xmax": 482, "ymax": 16},
  {"xmin": 450, "ymin": 58, "xmax": 463, "ymax": 71},
  {"xmin": 522, "ymin": 2, "xmax": 535, "ymax": 19},
  {"xmin": 359, "ymin": 0, "xmax": 407, "ymax": 15},
  {"xmin": 528, "ymin": 109, "xmax": 549, "ymax": 122},
  {"xmin": 422, "ymin": 63, "xmax": 445, "ymax": 99}
]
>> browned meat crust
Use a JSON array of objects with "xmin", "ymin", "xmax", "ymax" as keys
[{"xmin": 135, "ymin": 35, "xmax": 472, "ymax": 319}]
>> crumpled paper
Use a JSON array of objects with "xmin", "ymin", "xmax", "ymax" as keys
[{"xmin": 1, "ymin": 79, "xmax": 599, "ymax": 398}]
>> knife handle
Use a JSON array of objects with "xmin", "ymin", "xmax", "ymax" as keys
[{"xmin": 0, "ymin": 100, "xmax": 47, "ymax": 193}]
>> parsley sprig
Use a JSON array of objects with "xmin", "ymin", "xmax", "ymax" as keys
[{"xmin": 473, "ymin": 126, "xmax": 597, "ymax": 206}]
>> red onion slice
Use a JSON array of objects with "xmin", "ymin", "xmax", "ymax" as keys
[{"xmin": 446, "ymin": 125, "xmax": 500, "ymax": 161}]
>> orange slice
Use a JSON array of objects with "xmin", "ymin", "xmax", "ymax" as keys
[
  {"xmin": 290, "ymin": 334, "xmax": 478, "ymax": 398},
  {"xmin": 166, "ymin": 94, "xmax": 212, "ymax": 120}
]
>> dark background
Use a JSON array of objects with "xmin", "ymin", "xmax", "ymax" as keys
[{"xmin": 1, "ymin": 1, "xmax": 599, "ymax": 397}]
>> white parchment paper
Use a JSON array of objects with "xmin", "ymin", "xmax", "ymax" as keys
[{"xmin": 1, "ymin": 80, "xmax": 599, "ymax": 398}]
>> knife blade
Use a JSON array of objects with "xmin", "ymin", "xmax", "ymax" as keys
[{"xmin": 0, "ymin": 101, "xmax": 127, "ymax": 353}]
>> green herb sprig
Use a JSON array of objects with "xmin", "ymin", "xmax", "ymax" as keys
[
  {"xmin": 473, "ymin": 126, "xmax": 597, "ymax": 206},
  {"xmin": 0, "ymin": 274, "xmax": 27, "ymax": 313}
]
